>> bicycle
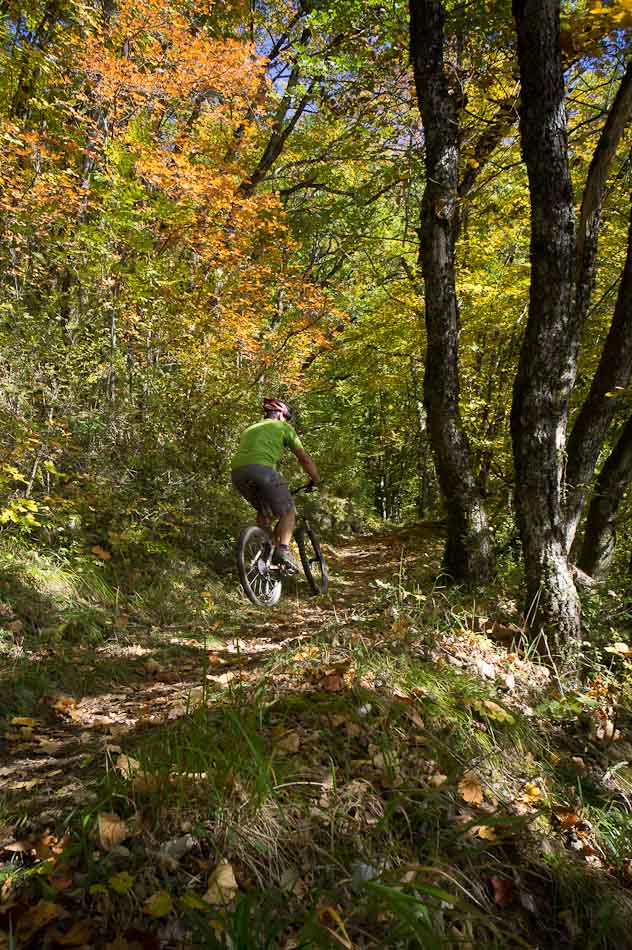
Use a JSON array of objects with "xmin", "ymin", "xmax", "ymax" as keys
[{"xmin": 235, "ymin": 484, "xmax": 329, "ymax": 606}]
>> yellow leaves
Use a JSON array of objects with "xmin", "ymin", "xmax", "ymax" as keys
[
  {"xmin": 108, "ymin": 871, "xmax": 135, "ymax": 895},
  {"xmin": 91, "ymin": 545, "xmax": 112, "ymax": 560},
  {"xmin": 522, "ymin": 782, "xmax": 544, "ymax": 804},
  {"xmin": 474, "ymin": 824, "xmax": 498, "ymax": 842},
  {"xmin": 10, "ymin": 716, "xmax": 38, "ymax": 728},
  {"xmin": 471, "ymin": 699, "xmax": 514, "ymax": 724},
  {"xmin": 458, "ymin": 770, "xmax": 484, "ymax": 805},
  {"xmin": 144, "ymin": 890, "xmax": 174, "ymax": 917}
]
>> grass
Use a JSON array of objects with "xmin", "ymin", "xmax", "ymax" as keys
[{"xmin": 2, "ymin": 530, "xmax": 632, "ymax": 947}]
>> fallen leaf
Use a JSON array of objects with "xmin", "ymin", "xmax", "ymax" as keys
[
  {"xmin": 52, "ymin": 696, "xmax": 82, "ymax": 722},
  {"xmin": 605, "ymin": 642, "xmax": 632, "ymax": 656},
  {"xmin": 181, "ymin": 892, "xmax": 210, "ymax": 911},
  {"xmin": 372, "ymin": 750, "xmax": 386, "ymax": 770},
  {"xmin": 392, "ymin": 685, "xmax": 410, "ymax": 699},
  {"xmin": 16, "ymin": 900, "xmax": 62, "ymax": 942},
  {"xmin": 476, "ymin": 659, "xmax": 496, "ymax": 680},
  {"xmin": 430, "ymin": 772, "xmax": 448, "ymax": 787},
  {"xmin": 407, "ymin": 709, "xmax": 424, "ymax": 730},
  {"xmin": 480, "ymin": 700, "xmax": 514, "ymax": 724},
  {"xmin": 555, "ymin": 810, "xmax": 579, "ymax": 830},
  {"xmin": 458, "ymin": 771, "xmax": 484, "ymax": 804},
  {"xmin": 522, "ymin": 782, "xmax": 543, "ymax": 803},
  {"xmin": 5, "ymin": 729, "xmax": 36, "ymax": 743},
  {"xmin": 208, "ymin": 671, "xmax": 236, "ymax": 687},
  {"xmin": 98, "ymin": 812, "xmax": 130, "ymax": 851},
  {"xmin": 55, "ymin": 920, "xmax": 94, "ymax": 945},
  {"xmin": 8, "ymin": 779, "xmax": 40, "ymax": 791},
  {"xmin": 37, "ymin": 738, "xmax": 65, "ymax": 753},
  {"xmin": 491, "ymin": 876, "xmax": 514, "ymax": 908},
  {"xmin": 321, "ymin": 670, "xmax": 345, "ymax": 692},
  {"xmin": 275, "ymin": 731, "xmax": 300, "ymax": 755},
  {"xmin": 204, "ymin": 861, "xmax": 239, "ymax": 905},
  {"xmin": 475, "ymin": 825, "xmax": 498, "ymax": 842},
  {"xmin": 109, "ymin": 871, "xmax": 135, "ymax": 894},
  {"xmin": 115, "ymin": 754, "xmax": 141, "ymax": 778},
  {"xmin": 10, "ymin": 716, "xmax": 38, "ymax": 728},
  {"xmin": 144, "ymin": 890, "xmax": 173, "ymax": 917}
]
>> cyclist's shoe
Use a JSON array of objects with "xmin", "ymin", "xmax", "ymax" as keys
[{"xmin": 275, "ymin": 544, "xmax": 299, "ymax": 574}]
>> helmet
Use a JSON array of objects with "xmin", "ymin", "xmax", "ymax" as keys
[{"xmin": 263, "ymin": 397, "xmax": 292, "ymax": 421}]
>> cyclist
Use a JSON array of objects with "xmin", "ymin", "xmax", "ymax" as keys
[{"xmin": 231, "ymin": 398, "xmax": 320, "ymax": 572}]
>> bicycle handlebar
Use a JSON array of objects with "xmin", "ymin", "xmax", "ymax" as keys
[{"xmin": 292, "ymin": 481, "xmax": 319, "ymax": 496}]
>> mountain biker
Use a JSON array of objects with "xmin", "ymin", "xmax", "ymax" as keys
[{"xmin": 231, "ymin": 398, "xmax": 320, "ymax": 572}]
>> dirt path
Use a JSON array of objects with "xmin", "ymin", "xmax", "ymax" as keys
[
  {"xmin": 4, "ymin": 526, "xmax": 632, "ymax": 950},
  {"xmin": 0, "ymin": 529, "xmax": 438, "ymax": 828}
]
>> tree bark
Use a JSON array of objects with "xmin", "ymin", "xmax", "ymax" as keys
[
  {"xmin": 409, "ymin": 0, "xmax": 495, "ymax": 582},
  {"xmin": 579, "ymin": 413, "xmax": 632, "ymax": 579},
  {"xmin": 565, "ymin": 199, "xmax": 632, "ymax": 550},
  {"xmin": 511, "ymin": 0, "xmax": 581, "ymax": 653},
  {"xmin": 572, "ymin": 62, "xmax": 632, "ymax": 355}
]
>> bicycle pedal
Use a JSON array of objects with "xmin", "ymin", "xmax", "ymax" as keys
[{"xmin": 280, "ymin": 561, "xmax": 299, "ymax": 575}]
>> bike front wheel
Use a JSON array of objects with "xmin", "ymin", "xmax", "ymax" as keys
[
  {"xmin": 296, "ymin": 524, "xmax": 328, "ymax": 595},
  {"xmin": 236, "ymin": 526, "xmax": 282, "ymax": 606}
]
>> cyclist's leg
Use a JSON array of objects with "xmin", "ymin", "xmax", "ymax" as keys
[
  {"xmin": 273, "ymin": 510, "xmax": 295, "ymax": 547},
  {"xmin": 232, "ymin": 466, "xmax": 270, "ymax": 520},
  {"xmin": 251, "ymin": 469, "xmax": 298, "ymax": 570},
  {"xmin": 232, "ymin": 465, "xmax": 296, "ymax": 555}
]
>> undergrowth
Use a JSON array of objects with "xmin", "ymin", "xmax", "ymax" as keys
[{"xmin": 1, "ymin": 530, "xmax": 632, "ymax": 948}]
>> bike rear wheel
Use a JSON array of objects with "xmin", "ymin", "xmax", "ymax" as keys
[
  {"xmin": 296, "ymin": 524, "xmax": 328, "ymax": 595},
  {"xmin": 236, "ymin": 526, "xmax": 282, "ymax": 606}
]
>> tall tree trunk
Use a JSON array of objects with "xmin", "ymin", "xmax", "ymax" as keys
[
  {"xmin": 511, "ymin": 0, "xmax": 580, "ymax": 653},
  {"xmin": 579, "ymin": 414, "xmax": 632, "ymax": 579},
  {"xmin": 411, "ymin": 358, "xmax": 435, "ymax": 517},
  {"xmin": 409, "ymin": 0, "xmax": 495, "ymax": 583},
  {"xmin": 565, "ymin": 199, "xmax": 632, "ymax": 550},
  {"xmin": 571, "ymin": 62, "xmax": 632, "ymax": 361}
]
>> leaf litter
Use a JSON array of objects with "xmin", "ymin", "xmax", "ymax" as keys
[{"xmin": 2, "ymin": 530, "xmax": 632, "ymax": 946}]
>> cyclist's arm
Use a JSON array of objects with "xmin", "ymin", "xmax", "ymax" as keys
[{"xmin": 293, "ymin": 447, "xmax": 320, "ymax": 486}]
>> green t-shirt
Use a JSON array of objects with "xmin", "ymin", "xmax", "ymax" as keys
[{"xmin": 232, "ymin": 419, "xmax": 304, "ymax": 471}]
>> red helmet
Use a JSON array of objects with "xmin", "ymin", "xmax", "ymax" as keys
[{"xmin": 263, "ymin": 397, "xmax": 292, "ymax": 421}]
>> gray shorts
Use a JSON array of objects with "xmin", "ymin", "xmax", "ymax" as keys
[{"xmin": 231, "ymin": 464, "xmax": 294, "ymax": 518}]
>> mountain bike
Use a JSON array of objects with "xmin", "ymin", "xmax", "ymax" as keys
[{"xmin": 235, "ymin": 484, "xmax": 328, "ymax": 606}]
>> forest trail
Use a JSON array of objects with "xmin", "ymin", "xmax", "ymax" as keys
[
  {"xmin": 0, "ymin": 527, "xmax": 441, "ymax": 826},
  {"xmin": 3, "ymin": 526, "xmax": 632, "ymax": 949}
]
